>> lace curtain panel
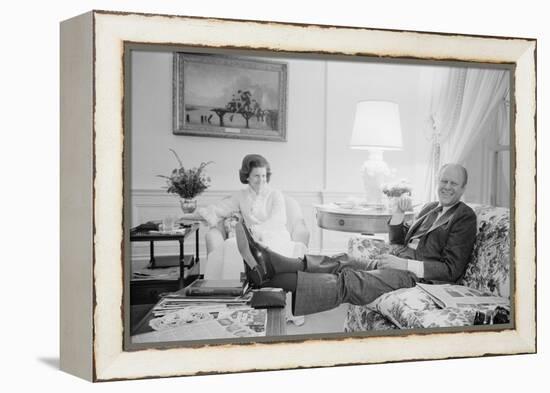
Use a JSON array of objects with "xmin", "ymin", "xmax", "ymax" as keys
[
  {"xmin": 424, "ymin": 68, "xmax": 466, "ymax": 201},
  {"xmin": 425, "ymin": 68, "xmax": 509, "ymax": 201}
]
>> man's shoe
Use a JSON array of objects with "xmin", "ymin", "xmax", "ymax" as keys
[
  {"xmin": 243, "ymin": 263, "xmax": 267, "ymax": 289},
  {"xmin": 236, "ymin": 222, "xmax": 275, "ymax": 286}
]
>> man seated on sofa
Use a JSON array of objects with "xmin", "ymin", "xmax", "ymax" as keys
[{"xmin": 235, "ymin": 163, "xmax": 477, "ymax": 316}]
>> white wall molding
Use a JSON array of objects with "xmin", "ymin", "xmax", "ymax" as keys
[{"xmin": 130, "ymin": 188, "xmax": 362, "ymax": 264}]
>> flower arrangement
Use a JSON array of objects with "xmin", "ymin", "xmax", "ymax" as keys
[
  {"xmin": 381, "ymin": 179, "xmax": 412, "ymax": 198},
  {"xmin": 158, "ymin": 149, "xmax": 213, "ymax": 199}
]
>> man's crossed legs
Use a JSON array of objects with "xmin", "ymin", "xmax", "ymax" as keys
[{"xmin": 236, "ymin": 223, "xmax": 419, "ymax": 316}]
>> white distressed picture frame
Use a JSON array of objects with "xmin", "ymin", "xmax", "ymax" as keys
[{"xmin": 60, "ymin": 10, "xmax": 536, "ymax": 381}]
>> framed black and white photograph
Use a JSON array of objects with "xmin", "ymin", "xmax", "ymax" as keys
[
  {"xmin": 173, "ymin": 53, "xmax": 288, "ymax": 141},
  {"xmin": 60, "ymin": 10, "xmax": 537, "ymax": 382},
  {"xmin": 128, "ymin": 45, "xmax": 514, "ymax": 348}
]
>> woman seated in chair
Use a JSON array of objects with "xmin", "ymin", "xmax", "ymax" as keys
[{"xmin": 183, "ymin": 154, "xmax": 308, "ymax": 280}]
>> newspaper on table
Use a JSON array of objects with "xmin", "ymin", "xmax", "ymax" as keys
[
  {"xmin": 416, "ymin": 283, "xmax": 509, "ymax": 309},
  {"xmin": 130, "ymin": 284, "xmax": 265, "ymax": 342},
  {"xmin": 133, "ymin": 305, "xmax": 267, "ymax": 343}
]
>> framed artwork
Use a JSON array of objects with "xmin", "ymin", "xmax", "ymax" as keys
[
  {"xmin": 173, "ymin": 53, "xmax": 288, "ymax": 141},
  {"xmin": 60, "ymin": 10, "xmax": 536, "ymax": 382}
]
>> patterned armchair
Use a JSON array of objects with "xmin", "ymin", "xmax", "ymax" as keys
[{"xmin": 344, "ymin": 205, "xmax": 510, "ymax": 331}]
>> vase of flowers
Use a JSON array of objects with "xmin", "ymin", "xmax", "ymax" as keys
[
  {"xmin": 179, "ymin": 198, "xmax": 197, "ymax": 214},
  {"xmin": 157, "ymin": 149, "xmax": 213, "ymax": 214},
  {"xmin": 381, "ymin": 180, "xmax": 412, "ymax": 212}
]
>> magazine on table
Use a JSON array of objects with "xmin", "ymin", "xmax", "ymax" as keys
[
  {"xmin": 416, "ymin": 283, "xmax": 509, "ymax": 308},
  {"xmin": 152, "ymin": 293, "xmax": 253, "ymax": 317},
  {"xmin": 142, "ymin": 305, "xmax": 267, "ymax": 341},
  {"xmin": 183, "ymin": 279, "xmax": 248, "ymax": 297}
]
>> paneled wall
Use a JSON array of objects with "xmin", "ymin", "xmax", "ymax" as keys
[
  {"xmin": 129, "ymin": 50, "xmax": 485, "ymax": 270},
  {"xmin": 130, "ymin": 189, "xmax": 365, "ymax": 270}
]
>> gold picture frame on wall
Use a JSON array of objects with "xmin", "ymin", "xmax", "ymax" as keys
[
  {"xmin": 173, "ymin": 53, "xmax": 288, "ymax": 141},
  {"xmin": 60, "ymin": 10, "xmax": 536, "ymax": 382}
]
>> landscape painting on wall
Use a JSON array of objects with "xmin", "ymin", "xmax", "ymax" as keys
[{"xmin": 173, "ymin": 53, "xmax": 288, "ymax": 141}]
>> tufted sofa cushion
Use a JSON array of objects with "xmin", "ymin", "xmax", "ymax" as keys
[{"xmin": 344, "ymin": 204, "xmax": 510, "ymax": 331}]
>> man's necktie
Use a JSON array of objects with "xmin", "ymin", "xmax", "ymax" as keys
[{"xmin": 409, "ymin": 206, "xmax": 443, "ymax": 240}]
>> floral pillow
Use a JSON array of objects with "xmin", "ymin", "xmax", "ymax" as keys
[
  {"xmin": 344, "ymin": 305, "xmax": 397, "ymax": 332},
  {"xmin": 460, "ymin": 205, "xmax": 510, "ymax": 298},
  {"xmin": 368, "ymin": 286, "xmax": 510, "ymax": 329},
  {"xmin": 223, "ymin": 212, "xmax": 243, "ymax": 239},
  {"xmin": 348, "ymin": 236, "xmax": 400, "ymax": 270}
]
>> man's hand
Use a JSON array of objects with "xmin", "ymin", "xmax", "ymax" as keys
[
  {"xmin": 389, "ymin": 195, "xmax": 413, "ymax": 225},
  {"xmin": 377, "ymin": 254, "xmax": 408, "ymax": 270},
  {"xmin": 396, "ymin": 195, "xmax": 413, "ymax": 213}
]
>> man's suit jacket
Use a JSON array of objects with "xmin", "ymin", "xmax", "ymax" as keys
[{"xmin": 388, "ymin": 201, "xmax": 477, "ymax": 283}]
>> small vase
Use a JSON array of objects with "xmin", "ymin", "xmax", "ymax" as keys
[{"xmin": 179, "ymin": 198, "xmax": 197, "ymax": 214}]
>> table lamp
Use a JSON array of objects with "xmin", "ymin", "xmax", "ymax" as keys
[{"xmin": 349, "ymin": 101, "xmax": 403, "ymax": 206}]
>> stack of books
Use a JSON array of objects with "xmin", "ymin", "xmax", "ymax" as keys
[
  {"xmin": 151, "ymin": 279, "xmax": 251, "ymax": 318},
  {"xmin": 184, "ymin": 279, "xmax": 248, "ymax": 297},
  {"xmin": 139, "ymin": 279, "xmax": 268, "ymax": 340}
]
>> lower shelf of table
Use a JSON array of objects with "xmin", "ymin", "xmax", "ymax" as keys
[{"xmin": 130, "ymin": 261, "xmax": 201, "ymax": 305}]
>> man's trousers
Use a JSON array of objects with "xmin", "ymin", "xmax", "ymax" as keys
[{"xmin": 293, "ymin": 242, "xmax": 420, "ymax": 316}]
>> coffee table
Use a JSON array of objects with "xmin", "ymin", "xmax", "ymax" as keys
[{"xmin": 131, "ymin": 296, "xmax": 286, "ymax": 341}]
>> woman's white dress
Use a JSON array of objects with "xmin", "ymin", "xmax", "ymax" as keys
[{"xmin": 198, "ymin": 185, "xmax": 307, "ymax": 280}]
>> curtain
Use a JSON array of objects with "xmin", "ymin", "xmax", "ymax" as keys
[
  {"xmin": 425, "ymin": 68, "xmax": 509, "ymax": 202},
  {"xmin": 423, "ymin": 67, "xmax": 467, "ymax": 201},
  {"xmin": 440, "ymin": 68, "xmax": 509, "ymax": 164}
]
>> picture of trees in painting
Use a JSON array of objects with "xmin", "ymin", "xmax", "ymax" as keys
[{"xmin": 174, "ymin": 53, "xmax": 287, "ymax": 141}]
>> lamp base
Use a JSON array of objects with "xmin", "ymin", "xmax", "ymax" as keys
[{"xmin": 361, "ymin": 150, "xmax": 392, "ymax": 206}]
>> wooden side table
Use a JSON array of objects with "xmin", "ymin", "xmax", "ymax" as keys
[
  {"xmin": 314, "ymin": 204, "xmax": 414, "ymax": 233},
  {"xmin": 130, "ymin": 222, "xmax": 201, "ymax": 287},
  {"xmin": 130, "ymin": 223, "xmax": 202, "ymax": 305}
]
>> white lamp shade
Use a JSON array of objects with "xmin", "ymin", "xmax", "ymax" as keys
[{"xmin": 350, "ymin": 101, "xmax": 403, "ymax": 150}]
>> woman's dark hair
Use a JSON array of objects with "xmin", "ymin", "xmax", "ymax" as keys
[{"xmin": 239, "ymin": 154, "xmax": 272, "ymax": 184}]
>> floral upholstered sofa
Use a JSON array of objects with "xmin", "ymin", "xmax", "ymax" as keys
[{"xmin": 344, "ymin": 205, "xmax": 510, "ymax": 331}]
